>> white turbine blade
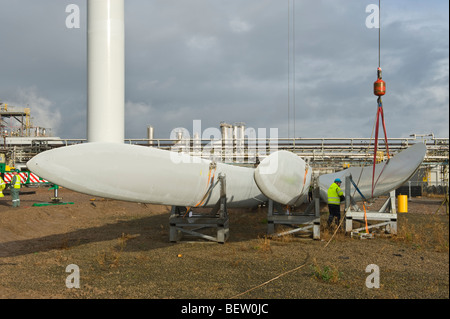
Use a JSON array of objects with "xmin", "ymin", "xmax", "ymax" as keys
[
  {"xmin": 26, "ymin": 143, "xmax": 266, "ymax": 208},
  {"xmin": 254, "ymin": 150, "xmax": 311, "ymax": 206},
  {"xmin": 318, "ymin": 143, "xmax": 427, "ymax": 202}
]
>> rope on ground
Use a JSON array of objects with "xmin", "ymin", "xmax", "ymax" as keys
[
  {"xmin": 324, "ymin": 206, "xmax": 350, "ymax": 249},
  {"xmin": 230, "ymin": 249, "xmax": 310, "ymax": 299},
  {"xmin": 229, "ymin": 262, "xmax": 308, "ymax": 299}
]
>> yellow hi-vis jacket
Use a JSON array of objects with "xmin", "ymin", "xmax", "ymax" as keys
[
  {"xmin": 327, "ymin": 182, "xmax": 343, "ymax": 205},
  {"xmin": 0, "ymin": 177, "xmax": 4, "ymax": 197},
  {"xmin": 12, "ymin": 174, "xmax": 21, "ymax": 189}
]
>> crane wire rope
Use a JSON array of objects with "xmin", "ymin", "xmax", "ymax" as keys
[
  {"xmin": 371, "ymin": 0, "xmax": 391, "ymax": 199},
  {"xmin": 293, "ymin": 0, "xmax": 296, "ymax": 141},
  {"xmin": 326, "ymin": 0, "xmax": 387, "ymax": 245},
  {"xmin": 378, "ymin": 0, "xmax": 381, "ymax": 68},
  {"xmin": 287, "ymin": 0, "xmax": 296, "ymax": 141},
  {"xmin": 287, "ymin": 0, "xmax": 290, "ymax": 139}
]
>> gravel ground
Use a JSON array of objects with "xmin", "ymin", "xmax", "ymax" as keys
[{"xmin": 0, "ymin": 187, "xmax": 448, "ymax": 304}]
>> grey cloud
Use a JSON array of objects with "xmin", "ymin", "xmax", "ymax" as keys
[{"xmin": 0, "ymin": 0, "xmax": 447, "ymax": 140}]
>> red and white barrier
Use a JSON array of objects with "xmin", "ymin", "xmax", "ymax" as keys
[{"xmin": 3, "ymin": 172, "xmax": 48, "ymax": 184}]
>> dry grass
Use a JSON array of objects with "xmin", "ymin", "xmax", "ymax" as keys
[
  {"xmin": 95, "ymin": 233, "xmax": 139, "ymax": 268},
  {"xmin": 252, "ymin": 235, "xmax": 273, "ymax": 252},
  {"xmin": 1, "ymin": 188, "xmax": 448, "ymax": 299},
  {"xmin": 310, "ymin": 258, "xmax": 342, "ymax": 283},
  {"xmin": 394, "ymin": 214, "xmax": 449, "ymax": 252}
]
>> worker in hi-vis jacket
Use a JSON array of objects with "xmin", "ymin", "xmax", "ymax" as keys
[
  {"xmin": 327, "ymin": 178, "xmax": 344, "ymax": 227},
  {"xmin": 10, "ymin": 170, "xmax": 21, "ymax": 207},
  {"xmin": 0, "ymin": 175, "xmax": 5, "ymax": 198}
]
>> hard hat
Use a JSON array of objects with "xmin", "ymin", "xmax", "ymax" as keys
[{"xmin": 334, "ymin": 178, "xmax": 342, "ymax": 183}]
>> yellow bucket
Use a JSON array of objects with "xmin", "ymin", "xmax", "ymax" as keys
[{"xmin": 398, "ymin": 195, "xmax": 408, "ymax": 213}]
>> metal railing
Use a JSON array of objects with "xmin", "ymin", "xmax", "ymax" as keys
[{"xmin": 4, "ymin": 135, "xmax": 448, "ymax": 171}]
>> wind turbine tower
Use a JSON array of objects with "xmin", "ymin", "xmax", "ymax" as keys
[{"xmin": 87, "ymin": 0, "xmax": 124, "ymax": 143}]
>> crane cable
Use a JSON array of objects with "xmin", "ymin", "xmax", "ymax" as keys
[
  {"xmin": 287, "ymin": 0, "xmax": 296, "ymax": 140},
  {"xmin": 328, "ymin": 0, "xmax": 388, "ymax": 243},
  {"xmin": 371, "ymin": 0, "xmax": 391, "ymax": 199}
]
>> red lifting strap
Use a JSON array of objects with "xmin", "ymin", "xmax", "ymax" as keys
[{"xmin": 372, "ymin": 97, "xmax": 390, "ymax": 198}]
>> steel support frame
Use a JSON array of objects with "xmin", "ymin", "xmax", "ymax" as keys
[
  {"xmin": 169, "ymin": 174, "xmax": 229, "ymax": 243},
  {"xmin": 344, "ymin": 175, "xmax": 397, "ymax": 235},
  {"xmin": 267, "ymin": 187, "xmax": 321, "ymax": 239}
]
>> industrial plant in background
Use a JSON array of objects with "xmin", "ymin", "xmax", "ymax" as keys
[
  {"xmin": 1, "ymin": 100, "xmax": 64, "ymax": 169},
  {"xmin": 0, "ymin": 99, "xmax": 448, "ymax": 197}
]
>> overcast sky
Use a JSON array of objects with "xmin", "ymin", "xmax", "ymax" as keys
[{"xmin": 1, "ymin": 0, "xmax": 448, "ymax": 140}]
